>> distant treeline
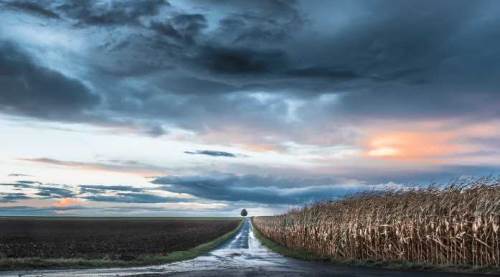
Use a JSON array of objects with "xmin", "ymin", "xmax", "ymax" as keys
[{"xmin": 253, "ymin": 178, "xmax": 500, "ymax": 269}]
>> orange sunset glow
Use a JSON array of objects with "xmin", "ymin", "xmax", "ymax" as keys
[
  {"xmin": 366, "ymin": 131, "xmax": 462, "ymax": 160},
  {"xmin": 54, "ymin": 198, "xmax": 83, "ymax": 208}
]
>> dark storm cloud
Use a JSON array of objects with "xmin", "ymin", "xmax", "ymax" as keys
[
  {"xmin": 354, "ymin": 165, "xmax": 500, "ymax": 185},
  {"xmin": 0, "ymin": 0, "xmax": 500, "ymax": 141},
  {"xmin": 145, "ymin": 124, "xmax": 167, "ymax": 137},
  {"xmin": 300, "ymin": 0, "xmax": 500, "ymax": 119},
  {"xmin": 0, "ymin": 180, "xmax": 188, "ymax": 205},
  {"xmin": 12, "ymin": 183, "xmax": 37, "ymax": 189},
  {"xmin": 16, "ymin": 180, "xmax": 42, "ymax": 185},
  {"xmin": 153, "ymin": 170, "xmax": 500, "ymax": 205},
  {"xmin": 79, "ymin": 185, "xmax": 144, "ymax": 194},
  {"xmin": 285, "ymin": 67, "xmax": 360, "ymax": 80},
  {"xmin": 184, "ymin": 150, "xmax": 240, "ymax": 158},
  {"xmin": 56, "ymin": 0, "xmax": 168, "ymax": 26},
  {"xmin": 3, "ymin": 1, "xmax": 60, "ymax": 18},
  {"xmin": 150, "ymin": 13, "xmax": 207, "ymax": 43},
  {"xmin": 195, "ymin": 46, "xmax": 287, "ymax": 75},
  {"xmin": 3, "ymin": 180, "xmax": 75, "ymax": 199},
  {"xmin": 172, "ymin": 14, "xmax": 206, "ymax": 34},
  {"xmin": 0, "ymin": 42, "xmax": 100, "ymax": 120},
  {"xmin": 0, "ymin": 180, "xmax": 42, "ymax": 190},
  {"xmin": 150, "ymin": 1, "xmax": 497, "ymax": 121},
  {"xmin": 36, "ymin": 186, "xmax": 76, "ymax": 198},
  {"xmin": 0, "ymin": 192, "xmax": 30, "ymax": 202},
  {"xmin": 84, "ymin": 192, "xmax": 182, "ymax": 203},
  {"xmin": 0, "ymin": 181, "xmax": 37, "ymax": 189},
  {"xmin": 152, "ymin": 174, "xmax": 380, "ymax": 204},
  {"xmin": 215, "ymin": 2, "xmax": 302, "ymax": 45},
  {"xmin": 150, "ymin": 76, "xmax": 236, "ymax": 95},
  {"xmin": 21, "ymin": 157, "xmax": 168, "ymax": 175},
  {"xmin": 218, "ymin": 13, "xmax": 298, "ymax": 45}
]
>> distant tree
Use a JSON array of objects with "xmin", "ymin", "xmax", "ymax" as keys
[{"xmin": 240, "ymin": 209, "xmax": 248, "ymax": 217}]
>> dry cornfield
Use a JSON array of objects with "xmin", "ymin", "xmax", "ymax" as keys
[{"xmin": 253, "ymin": 178, "xmax": 500, "ymax": 268}]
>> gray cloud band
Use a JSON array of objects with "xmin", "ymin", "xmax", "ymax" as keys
[{"xmin": 0, "ymin": 0, "xmax": 497, "ymax": 135}]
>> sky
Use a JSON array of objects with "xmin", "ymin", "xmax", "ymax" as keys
[{"xmin": 0, "ymin": 0, "xmax": 499, "ymax": 217}]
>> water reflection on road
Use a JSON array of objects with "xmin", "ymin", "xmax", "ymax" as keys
[{"xmin": 4, "ymin": 219, "xmax": 481, "ymax": 276}]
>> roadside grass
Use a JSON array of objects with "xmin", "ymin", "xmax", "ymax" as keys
[
  {"xmin": 250, "ymin": 218, "xmax": 498, "ymax": 275},
  {"xmin": 0, "ymin": 218, "xmax": 243, "ymax": 271}
]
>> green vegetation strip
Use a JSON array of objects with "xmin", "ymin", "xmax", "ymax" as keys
[
  {"xmin": 0, "ymin": 219, "xmax": 243, "ymax": 271},
  {"xmin": 251, "ymin": 218, "xmax": 497, "ymax": 275}
]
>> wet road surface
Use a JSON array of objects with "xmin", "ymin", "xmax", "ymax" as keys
[{"xmin": 3, "ymin": 219, "xmax": 484, "ymax": 276}]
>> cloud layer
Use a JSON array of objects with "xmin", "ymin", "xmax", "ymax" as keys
[
  {"xmin": 1, "ymin": 0, "xmax": 499, "ymax": 215},
  {"xmin": 0, "ymin": 0, "xmax": 498, "ymax": 135},
  {"xmin": 152, "ymin": 174, "xmax": 403, "ymax": 204}
]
